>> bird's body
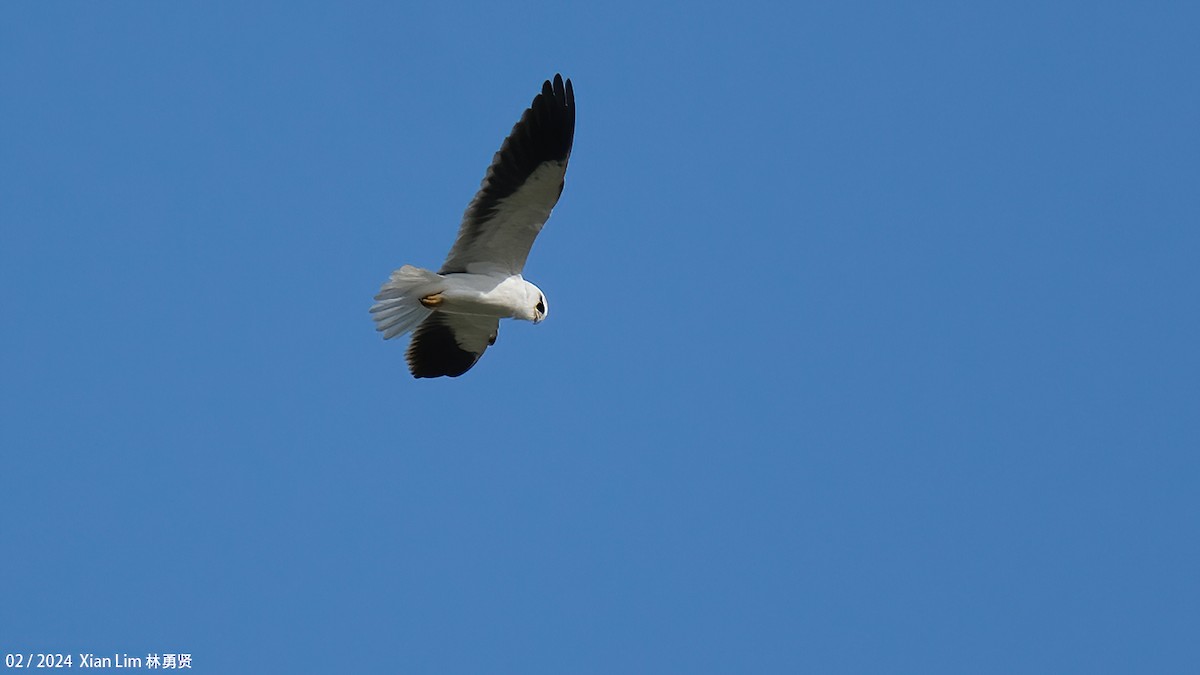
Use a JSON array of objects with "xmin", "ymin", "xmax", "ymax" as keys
[
  {"xmin": 371, "ymin": 75, "xmax": 574, "ymax": 378},
  {"xmin": 385, "ymin": 267, "xmax": 545, "ymax": 322}
]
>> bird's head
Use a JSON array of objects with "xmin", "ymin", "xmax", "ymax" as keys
[{"xmin": 522, "ymin": 281, "xmax": 548, "ymax": 324}]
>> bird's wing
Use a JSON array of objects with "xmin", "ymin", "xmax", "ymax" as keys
[
  {"xmin": 405, "ymin": 313, "xmax": 500, "ymax": 378},
  {"xmin": 439, "ymin": 74, "xmax": 575, "ymax": 276}
]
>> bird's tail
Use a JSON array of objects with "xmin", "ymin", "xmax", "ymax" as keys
[{"xmin": 370, "ymin": 265, "xmax": 443, "ymax": 339}]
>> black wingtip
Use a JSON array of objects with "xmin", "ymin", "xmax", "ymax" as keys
[
  {"xmin": 533, "ymin": 73, "xmax": 574, "ymax": 161},
  {"xmin": 406, "ymin": 315, "xmax": 481, "ymax": 378},
  {"xmin": 549, "ymin": 75, "xmax": 574, "ymax": 120}
]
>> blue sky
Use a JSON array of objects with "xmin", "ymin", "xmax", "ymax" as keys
[{"xmin": 2, "ymin": 2, "xmax": 1198, "ymax": 672}]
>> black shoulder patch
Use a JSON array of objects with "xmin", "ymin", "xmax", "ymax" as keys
[{"xmin": 406, "ymin": 315, "xmax": 482, "ymax": 378}]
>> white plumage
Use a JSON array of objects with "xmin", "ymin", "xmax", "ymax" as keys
[{"xmin": 370, "ymin": 75, "xmax": 575, "ymax": 378}]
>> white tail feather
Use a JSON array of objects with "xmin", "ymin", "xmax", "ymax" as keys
[{"xmin": 370, "ymin": 265, "xmax": 442, "ymax": 340}]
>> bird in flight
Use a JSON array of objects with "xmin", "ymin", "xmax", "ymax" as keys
[{"xmin": 370, "ymin": 74, "xmax": 576, "ymax": 378}]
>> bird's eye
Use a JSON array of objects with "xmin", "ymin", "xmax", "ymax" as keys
[{"xmin": 536, "ymin": 299, "xmax": 545, "ymax": 313}]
